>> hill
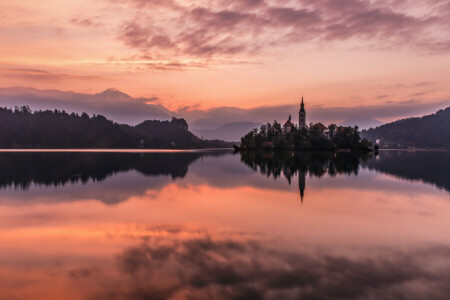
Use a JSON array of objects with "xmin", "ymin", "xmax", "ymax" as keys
[
  {"xmin": 193, "ymin": 122, "xmax": 262, "ymax": 142},
  {"xmin": 361, "ymin": 106, "xmax": 450, "ymax": 149},
  {"xmin": 0, "ymin": 106, "xmax": 232, "ymax": 149}
]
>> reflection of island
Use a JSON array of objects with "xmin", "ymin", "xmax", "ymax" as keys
[
  {"xmin": 0, "ymin": 151, "xmax": 228, "ymax": 190},
  {"xmin": 240, "ymin": 151, "xmax": 369, "ymax": 203}
]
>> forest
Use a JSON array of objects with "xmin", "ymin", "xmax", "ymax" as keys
[
  {"xmin": 361, "ymin": 106, "xmax": 450, "ymax": 149},
  {"xmin": 0, "ymin": 106, "xmax": 231, "ymax": 149}
]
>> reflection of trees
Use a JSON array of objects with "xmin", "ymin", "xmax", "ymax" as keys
[
  {"xmin": 362, "ymin": 151, "xmax": 450, "ymax": 193},
  {"xmin": 240, "ymin": 151, "xmax": 371, "ymax": 202},
  {"xmin": 0, "ymin": 152, "xmax": 227, "ymax": 190}
]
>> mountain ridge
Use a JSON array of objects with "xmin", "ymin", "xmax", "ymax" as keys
[
  {"xmin": 361, "ymin": 106, "xmax": 450, "ymax": 149},
  {"xmin": 339, "ymin": 117, "xmax": 383, "ymax": 130},
  {"xmin": 193, "ymin": 122, "xmax": 262, "ymax": 142}
]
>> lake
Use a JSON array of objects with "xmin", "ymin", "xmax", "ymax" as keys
[{"xmin": 0, "ymin": 150, "xmax": 449, "ymax": 300}]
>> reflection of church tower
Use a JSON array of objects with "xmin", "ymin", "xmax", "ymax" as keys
[
  {"xmin": 299, "ymin": 96, "xmax": 306, "ymax": 129},
  {"xmin": 298, "ymin": 169, "xmax": 305, "ymax": 203}
]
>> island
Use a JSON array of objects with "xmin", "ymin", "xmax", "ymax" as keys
[{"xmin": 238, "ymin": 97, "xmax": 373, "ymax": 151}]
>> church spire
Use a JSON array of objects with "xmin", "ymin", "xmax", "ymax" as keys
[{"xmin": 300, "ymin": 95, "xmax": 305, "ymax": 112}]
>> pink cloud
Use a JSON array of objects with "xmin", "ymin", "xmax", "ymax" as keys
[{"xmin": 111, "ymin": 0, "xmax": 450, "ymax": 67}]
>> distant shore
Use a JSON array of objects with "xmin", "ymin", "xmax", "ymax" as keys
[
  {"xmin": 0, "ymin": 148, "xmax": 234, "ymax": 153},
  {"xmin": 376, "ymin": 148, "xmax": 450, "ymax": 151}
]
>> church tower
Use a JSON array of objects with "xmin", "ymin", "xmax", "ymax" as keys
[{"xmin": 299, "ymin": 96, "xmax": 306, "ymax": 129}]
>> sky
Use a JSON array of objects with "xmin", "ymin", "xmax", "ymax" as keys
[{"xmin": 0, "ymin": 0, "xmax": 449, "ymax": 126}]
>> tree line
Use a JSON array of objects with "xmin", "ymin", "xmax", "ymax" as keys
[
  {"xmin": 361, "ymin": 106, "xmax": 450, "ymax": 149},
  {"xmin": 0, "ymin": 106, "xmax": 231, "ymax": 149},
  {"xmin": 239, "ymin": 120, "xmax": 373, "ymax": 151}
]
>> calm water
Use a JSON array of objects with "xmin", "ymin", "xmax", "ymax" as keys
[{"xmin": 0, "ymin": 150, "xmax": 449, "ymax": 300}]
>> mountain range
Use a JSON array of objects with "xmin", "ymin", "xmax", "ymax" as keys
[
  {"xmin": 192, "ymin": 122, "xmax": 262, "ymax": 142},
  {"xmin": 339, "ymin": 117, "xmax": 383, "ymax": 130}
]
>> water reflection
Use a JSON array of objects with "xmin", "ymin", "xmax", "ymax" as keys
[
  {"xmin": 0, "ymin": 151, "xmax": 226, "ymax": 189},
  {"xmin": 0, "ymin": 151, "xmax": 448, "ymax": 205},
  {"xmin": 110, "ymin": 229, "xmax": 450, "ymax": 300},
  {"xmin": 53, "ymin": 225, "xmax": 449, "ymax": 300},
  {"xmin": 0, "ymin": 151, "xmax": 228, "ymax": 204},
  {"xmin": 362, "ymin": 150, "xmax": 450, "ymax": 192},
  {"xmin": 0, "ymin": 150, "xmax": 449, "ymax": 299},
  {"xmin": 239, "ymin": 151, "xmax": 371, "ymax": 202}
]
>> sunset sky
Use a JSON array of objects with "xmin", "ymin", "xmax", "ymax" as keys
[{"xmin": 0, "ymin": 0, "xmax": 449, "ymax": 125}]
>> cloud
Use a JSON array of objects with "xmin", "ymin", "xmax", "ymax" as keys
[
  {"xmin": 70, "ymin": 17, "xmax": 103, "ymax": 27},
  {"xmin": 0, "ymin": 87, "xmax": 171, "ymax": 125},
  {"xmin": 104, "ymin": 55, "xmax": 210, "ymax": 71},
  {"xmin": 1, "ymin": 86, "xmax": 447, "ymax": 127},
  {"xmin": 185, "ymin": 99, "xmax": 450, "ymax": 129},
  {"xmin": 118, "ymin": 0, "xmax": 181, "ymax": 9},
  {"xmin": 71, "ymin": 227, "xmax": 450, "ymax": 300},
  {"xmin": 414, "ymin": 81, "xmax": 435, "ymax": 87},
  {"xmin": 111, "ymin": 0, "xmax": 450, "ymax": 67},
  {"xmin": 0, "ymin": 68, "xmax": 99, "ymax": 82},
  {"xmin": 304, "ymin": 99, "xmax": 450, "ymax": 122}
]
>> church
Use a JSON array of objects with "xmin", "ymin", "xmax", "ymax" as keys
[{"xmin": 283, "ymin": 96, "xmax": 306, "ymax": 133}]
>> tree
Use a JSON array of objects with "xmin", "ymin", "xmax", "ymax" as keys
[
  {"xmin": 328, "ymin": 124, "xmax": 337, "ymax": 139},
  {"xmin": 272, "ymin": 120, "xmax": 282, "ymax": 137}
]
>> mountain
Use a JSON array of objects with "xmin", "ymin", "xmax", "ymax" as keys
[
  {"xmin": 0, "ymin": 106, "xmax": 232, "ymax": 149},
  {"xmin": 193, "ymin": 122, "xmax": 262, "ymax": 142},
  {"xmin": 361, "ymin": 106, "xmax": 450, "ymax": 149},
  {"xmin": 339, "ymin": 117, "xmax": 383, "ymax": 130},
  {"xmin": 0, "ymin": 87, "xmax": 173, "ymax": 125}
]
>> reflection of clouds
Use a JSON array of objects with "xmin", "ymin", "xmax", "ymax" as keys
[{"xmin": 70, "ymin": 226, "xmax": 450, "ymax": 300}]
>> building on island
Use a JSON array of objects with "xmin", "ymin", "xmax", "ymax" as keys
[
  {"xmin": 311, "ymin": 122, "xmax": 327, "ymax": 133},
  {"xmin": 281, "ymin": 97, "xmax": 333, "ymax": 140},
  {"xmin": 283, "ymin": 96, "xmax": 307, "ymax": 133},
  {"xmin": 283, "ymin": 115, "xmax": 294, "ymax": 134}
]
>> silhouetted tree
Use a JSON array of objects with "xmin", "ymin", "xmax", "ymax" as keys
[{"xmin": 0, "ymin": 107, "xmax": 231, "ymax": 149}]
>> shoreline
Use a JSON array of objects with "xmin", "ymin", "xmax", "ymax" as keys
[
  {"xmin": 0, "ymin": 148, "xmax": 234, "ymax": 153},
  {"xmin": 378, "ymin": 148, "xmax": 450, "ymax": 152}
]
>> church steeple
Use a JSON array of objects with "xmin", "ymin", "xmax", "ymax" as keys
[{"xmin": 298, "ymin": 95, "xmax": 306, "ymax": 129}]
